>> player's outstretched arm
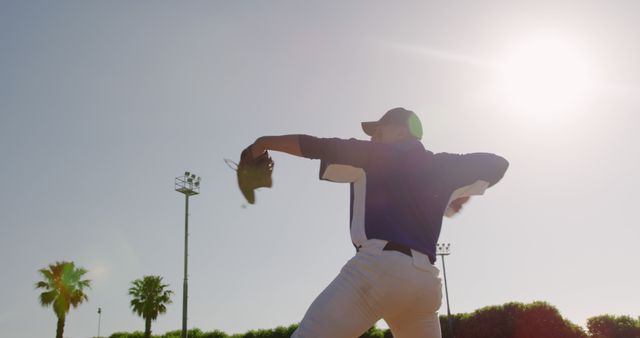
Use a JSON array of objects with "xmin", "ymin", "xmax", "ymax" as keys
[
  {"xmin": 250, "ymin": 135, "xmax": 303, "ymax": 158},
  {"xmin": 250, "ymin": 134, "xmax": 375, "ymax": 168}
]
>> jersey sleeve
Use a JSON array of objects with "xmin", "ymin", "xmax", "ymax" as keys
[
  {"xmin": 435, "ymin": 152, "xmax": 510, "ymax": 191},
  {"xmin": 298, "ymin": 135, "xmax": 379, "ymax": 169}
]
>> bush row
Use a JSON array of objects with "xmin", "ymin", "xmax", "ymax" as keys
[{"xmin": 106, "ymin": 302, "xmax": 640, "ymax": 338}]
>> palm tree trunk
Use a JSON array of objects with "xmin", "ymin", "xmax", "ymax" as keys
[
  {"xmin": 56, "ymin": 316, "xmax": 65, "ymax": 338},
  {"xmin": 144, "ymin": 317, "xmax": 152, "ymax": 338}
]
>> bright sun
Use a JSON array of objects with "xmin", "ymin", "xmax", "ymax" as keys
[{"xmin": 497, "ymin": 36, "xmax": 595, "ymax": 123}]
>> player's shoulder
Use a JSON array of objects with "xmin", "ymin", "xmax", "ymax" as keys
[
  {"xmin": 433, "ymin": 149, "xmax": 464, "ymax": 156},
  {"xmin": 433, "ymin": 151, "xmax": 461, "ymax": 160}
]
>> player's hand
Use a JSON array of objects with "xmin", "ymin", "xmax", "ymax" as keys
[
  {"xmin": 250, "ymin": 137, "xmax": 267, "ymax": 159},
  {"xmin": 449, "ymin": 196, "xmax": 471, "ymax": 214}
]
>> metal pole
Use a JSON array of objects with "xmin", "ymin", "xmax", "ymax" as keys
[
  {"xmin": 182, "ymin": 195, "xmax": 189, "ymax": 338},
  {"xmin": 175, "ymin": 172, "xmax": 199, "ymax": 338},
  {"xmin": 97, "ymin": 308, "xmax": 101, "ymax": 338},
  {"xmin": 441, "ymin": 255, "xmax": 453, "ymax": 338}
]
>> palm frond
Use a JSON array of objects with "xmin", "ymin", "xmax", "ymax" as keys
[
  {"xmin": 38, "ymin": 268, "xmax": 53, "ymax": 281},
  {"xmin": 35, "ymin": 281, "xmax": 50, "ymax": 289},
  {"xmin": 39, "ymin": 290, "xmax": 58, "ymax": 306}
]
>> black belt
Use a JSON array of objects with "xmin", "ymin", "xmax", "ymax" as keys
[
  {"xmin": 382, "ymin": 242, "xmax": 413, "ymax": 257},
  {"xmin": 356, "ymin": 242, "xmax": 435, "ymax": 264}
]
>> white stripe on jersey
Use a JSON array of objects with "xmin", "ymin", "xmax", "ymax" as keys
[{"xmin": 321, "ymin": 164, "xmax": 367, "ymax": 246}]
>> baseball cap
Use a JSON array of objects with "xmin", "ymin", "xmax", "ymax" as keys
[{"xmin": 361, "ymin": 107, "xmax": 423, "ymax": 140}]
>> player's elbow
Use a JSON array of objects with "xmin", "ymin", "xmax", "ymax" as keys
[{"xmin": 488, "ymin": 156, "xmax": 509, "ymax": 187}]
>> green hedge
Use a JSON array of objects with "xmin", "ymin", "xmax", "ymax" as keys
[
  {"xmin": 107, "ymin": 326, "xmax": 297, "ymax": 338},
  {"xmin": 587, "ymin": 315, "xmax": 640, "ymax": 338},
  {"xmin": 106, "ymin": 302, "xmax": 638, "ymax": 338},
  {"xmin": 442, "ymin": 301, "xmax": 587, "ymax": 338}
]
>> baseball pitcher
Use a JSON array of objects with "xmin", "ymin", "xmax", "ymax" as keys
[{"xmin": 241, "ymin": 107, "xmax": 509, "ymax": 338}]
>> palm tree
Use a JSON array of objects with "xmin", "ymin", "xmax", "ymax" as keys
[
  {"xmin": 36, "ymin": 261, "xmax": 91, "ymax": 338},
  {"xmin": 129, "ymin": 275, "xmax": 173, "ymax": 338}
]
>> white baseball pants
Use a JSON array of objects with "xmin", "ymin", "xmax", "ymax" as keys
[{"xmin": 291, "ymin": 239, "xmax": 443, "ymax": 338}]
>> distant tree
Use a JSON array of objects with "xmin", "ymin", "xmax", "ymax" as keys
[
  {"xmin": 163, "ymin": 328, "xmax": 229, "ymax": 338},
  {"xmin": 452, "ymin": 301, "xmax": 587, "ymax": 338},
  {"xmin": 109, "ymin": 332, "xmax": 144, "ymax": 338},
  {"xmin": 440, "ymin": 313, "xmax": 467, "ymax": 338},
  {"xmin": 238, "ymin": 324, "xmax": 298, "ymax": 338},
  {"xmin": 107, "ymin": 332, "xmax": 133, "ymax": 338},
  {"xmin": 199, "ymin": 329, "xmax": 230, "ymax": 338},
  {"xmin": 359, "ymin": 326, "xmax": 386, "ymax": 338},
  {"xmin": 36, "ymin": 261, "xmax": 91, "ymax": 338},
  {"xmin": 587, "ymin": 314, "xmax": 640, "ymax": 338},
  {"xmin": 128, "ymin": 275, "xmax": 173, "ymax": 338}
]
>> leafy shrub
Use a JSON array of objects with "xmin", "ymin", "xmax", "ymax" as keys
[
  {"xmin": 158, "ymin": 329, "xmax": 181, "ymax": 338},
  {"xmin": 230, "ymin": 324, "xmax": 297, "ymax": 338},
  {"xmin": 107, "ymin": 303, "xmax": 640, "ymax": 338},
  {"xmin": 108, "ymin": 331, "xmax": 145, "ymax": 338},
  {"xmin": 153, "ymin": 328, "xmax": 228, "ymax": 338},
  {"xmin": 587, "ymin": 315, "xmax": 640, "ymax": 338},
  {"xmin": 108, "ymin": 332, "xmax": 130, "ymax": 338},
  {"xmin": 199, "ymin": 329, "xmax": 230, "ymax": 338},
  {"xmin": 363, "ymin": 326, "xmax": 389, "ymax": 338},
  {"xmin": 444, "ymin": 301, "xmax": 587, "ymax": 338}
]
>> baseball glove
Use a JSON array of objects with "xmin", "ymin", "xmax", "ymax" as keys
[{"xmin": 228, "ymin": 146, "xmax": 274, "ymax": 204}]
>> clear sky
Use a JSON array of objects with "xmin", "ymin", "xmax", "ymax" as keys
[{"xmin": 1, "ymin": 1, "xmax": 639, "ymax": 337}]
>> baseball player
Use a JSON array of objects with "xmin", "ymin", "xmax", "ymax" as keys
[{"xmin": 246, "ymin": 107, "xmax": 509, "ymax": 338}]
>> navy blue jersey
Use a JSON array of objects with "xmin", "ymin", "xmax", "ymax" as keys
[{"xmin": 299, "ymin": 135, "xmax": 509, "ymax": 262}]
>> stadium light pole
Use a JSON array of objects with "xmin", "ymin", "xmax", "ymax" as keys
[
  {"xmin": 175, "ymin": 172, "xmax": 201, "ymax": 338},
  {"xmin": 97, "ymin": 307, "xmax": 101, "ymax": 338},
  {"xmin": 437, "ymin": 243, "xmax": 454, "ymax": 338}
]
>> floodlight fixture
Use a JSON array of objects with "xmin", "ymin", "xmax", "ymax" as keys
[
  {"xmin": 175, "ymin": 172, "xmax": 200, "ymax": 196},
  {"xmin": 437, "ymin": 243, "xmax": 451, "ymax": 256},
  {"xmin": 97, "ymin": 307, "xmax": 102, "ymax": 338}
]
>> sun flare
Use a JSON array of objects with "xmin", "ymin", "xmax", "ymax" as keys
[{"xmin": 498, "ymin": 36, "xmax": 595, "ymax": 123}]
